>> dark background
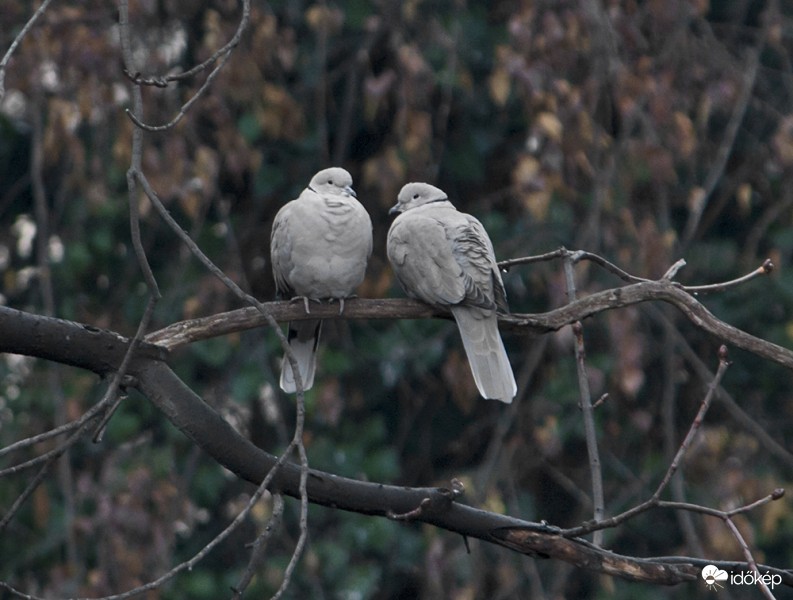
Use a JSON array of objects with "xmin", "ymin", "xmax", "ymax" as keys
[{"xmin": 1, "ymin": 0, "xmax": 792, "ymax": 598}]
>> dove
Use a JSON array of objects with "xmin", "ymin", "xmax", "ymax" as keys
[
  {"xmin": 387, "ymin": 182, "xmax": 516, "ymax": 403},
  {"xmin": 270, "ymin": 167, "xmax": 372, "ymax": 393}
]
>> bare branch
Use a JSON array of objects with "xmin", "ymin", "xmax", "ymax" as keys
[
  {"xmin": 232, "ymin": 493, "xmax": 284, "ymax": 598},
  {"xmin": 125, "ymin": 0, "xmax": 250, "ymax": 85},
  {"xmin": 499, "ymin": 248, "xmax": 653, "ymax": 284},
  {"xmin": 0, "ymin": 0, "xmax": 57, "ymax": 101},
  {"xmin": 124, "ymin": 48, "xmax": 234, "ymax": 132},
  {"xmin": 500, "ymin": 248, "xmax": 775, "ymax": 293},
  {"xmin": 142, "ymin": 276, "xmax": 793, "ymax": 374},
  {"xmin": 683, "ymin": 258, "xmax": 774, "ymax": 295},
  {"xmin": 650, "ymin": 306, "xmax": 793, "ymax": 472},
  {"xmin": 652, "ymin": 345, "xmax": 730, "ymax": 497},
  {"xmin": 559, "ymin": 348, "xmax": 729, "ymax": 539},
  {"xmin": 563, "ymin": 255, "xmax": 604, "ymax": 546},
  {"xmin": 723, "ymin": 517, "xmax": 776, "ymax": 600},
  {"xmin": 123, "ymin": 0, "xmax": 251, "ymax": 131}
]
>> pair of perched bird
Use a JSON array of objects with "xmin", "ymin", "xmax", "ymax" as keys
[{"xmin": 270, "ymin": 167, "xmax": 517, "ymax": 403}]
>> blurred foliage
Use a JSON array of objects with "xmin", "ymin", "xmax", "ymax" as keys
[{"xmin": 2, "ymin": 0, "xmax": 793, "ymax": 598}]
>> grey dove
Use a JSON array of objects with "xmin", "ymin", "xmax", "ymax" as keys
[
  {"xmin": 270, "ymin": 167, "xmax": 372, "ymax": 393},
  {"xmin": 387, "ymin": 182, "xmax": 516, "ymax": 403}
]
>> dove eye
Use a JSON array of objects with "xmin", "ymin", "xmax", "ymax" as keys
[{"xmin": 413, "ymin": 194, "xmax": 420, "ymax": 200}]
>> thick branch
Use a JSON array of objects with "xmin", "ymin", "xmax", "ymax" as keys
[
  {"xmin": 4, "ymin": 305, "xmax": 787, "ymax": 586},
  {"xmin": 0, "ymin": 306, "xmax": 166, "ymax": 375},
  {"xmin": 100, "ymin": 354, "xmax": 711, "ymax": 585}
]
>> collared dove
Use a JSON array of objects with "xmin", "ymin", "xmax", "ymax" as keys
[
  {"xmin": 387, "ymin": 182, "xmax": 516, "ymax": 403},
  {"xmin": 270, "ymin": 167, "xmax": 372, "ymax": 393}
]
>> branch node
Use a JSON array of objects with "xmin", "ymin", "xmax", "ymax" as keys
[
  {"xmin": 446, "ymin": 477, "xmax": 465, "ymax": 502},
  {"xmin": 388, "ymin": 483, "xmax": 463, "ymax": 522},
  {"xmin": 718, "ymin": 344, "xmax": 730, "ymax": 363},
  {"xmin": 123, "ymin": 68, "xmax": 169, "ymax": 88},
  {"xmin": 662, "ymin": 259, "xmax": 687, "ymax": 281},
  {"xmin": 388, "ymin": 497, "xmax": 433, "ymax": 521}
]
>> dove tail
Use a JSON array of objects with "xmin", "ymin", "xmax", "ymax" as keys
[
  {"xmin": 279, "ymin": 320, "xmax": 322, "ymax": 393},
  {"xmin": 451, "ymin": 307, "xmax": 516, "ymax": 403}
]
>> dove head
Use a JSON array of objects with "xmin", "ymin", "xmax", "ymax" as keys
[
  {"xmin": 389, "ymin": 182, "xmax": 449, "ymax": 215},
  {"xmin": 309, "ymin": 167, "xmax": 356, "ymax": 198}
]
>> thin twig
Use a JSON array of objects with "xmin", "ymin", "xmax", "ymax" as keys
[
  {"xmin": 125, "ymin": 48, "xmax": 235, "ymax": 132},
  {"xmin": 656, "ymin": 492, "xmax": 782, "ymax": 600},
  {"xmin": 123, "ymin": 0, "xmax": 251, "ymax": 131},
  {"xmin": 0, "ymin": 0, "xmax": 57, "ymax": 100},
  {"xmin": 119, "ymin": 4, "xmax": 161, "ymax": 299},
  {"xmin": 651, "ymin": 307, "xmax": 793, "ymax": 473},
  {"xmin": 0, "ymin": 399, "xmax": 115, "ymax": 531},
  {"xmin": 232, "ymin": 494, "xmax": 284, "ymax": 598},
  {"xmin": 499, "ymin": 247, "xmax": 652, "ymax": 283},
  {"xmin": 0, "ymin": 434, "xmax": 301, "ymax": 600},
  {"xmin": 0, "ymin": 373, "xmax": 126, "ymax": 463},
  {"xmin": 0, "ymin": 429, "xmax": 83, "ymax": 531},
  {"xmin": 723, "ymin": 517, "xmax": 776, "ymax": 600},
  {"xmin": 653, "ymin": 345, "xmax": 729, "ymax": 497},
  {"xmin": 563, "ymin": 255, "xmax": 604, "ymax": 546},
  {"xmin": 500, "ymin": 248, "xmax": 775, "ymax": 296},
  {"xmin": 272, "ymin": 442, "xmax": 309, "ymax": 600},
  {"xmin": 683, "ymin": 259, "xmax": 774, "ymax": 295},
  {"xmin": 660, "ymin": 324, "xmax": 705, "ymax": 556},
  {"xmin": 91, "ymin": 297, "xmax": 157, "ymax": 442},
  {"xmin": 123, "ymin": 0, "xmax": 250, "ymax": 86},
  {"xmin": 561, "ymin": 346, "xmax": 731, "ymax": 538}
]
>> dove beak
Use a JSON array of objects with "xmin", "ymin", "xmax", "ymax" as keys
[
  {"xmin": 345, "ymin": 186, "xmax": 357, "ymax": 198},
  {"xmin": 388, "ymin": 204, "xmax": 402, "ymax": 216}
]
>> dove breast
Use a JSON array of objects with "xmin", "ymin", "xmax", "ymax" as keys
[{"xmin": 271, "ymin": 186, "xmax": 372, "ymax": 300}]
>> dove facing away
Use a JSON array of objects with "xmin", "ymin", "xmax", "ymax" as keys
[
  {"xmin": 387, "ymin": 182, "xmax": 516, "ymax": 403},
  {"xmin": 270, "ymin": 167, "xmax": 372, "ymax": 393}
]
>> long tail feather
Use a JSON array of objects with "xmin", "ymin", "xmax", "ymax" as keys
[
  {"xmin": 451, "ymin": 307, "xmax": 516, "ymax": 403},
  {"xmin": 280, "ymin": 320, "xmax": 322, "ymax": 393}
]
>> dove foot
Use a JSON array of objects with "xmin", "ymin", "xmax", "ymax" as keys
[
  {"xmin": 330, "ymin": 295, "xmax": 357, "ymax": 315},
  {"xmin": 289, "ymin": 296, "xmax": 321, "ymax": 314}
]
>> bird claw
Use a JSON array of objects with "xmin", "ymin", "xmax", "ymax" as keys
[
  {"xmin": 290, "ymin": 296, "xmax": 353, "ymax": 315},
  {"xmin": 289, "ymin": 296, "xmax": 314, "ymax": 314},
  {"xmin": 334, "ymin": 295, "xmax": 357, "ymax": 315}
]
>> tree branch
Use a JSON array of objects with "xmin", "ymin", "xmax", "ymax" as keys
[
  {"xmin": 1, "ymin": 305, "xmax": 791, "ymax": 588},
  {"xmin": 141, "ymin": 281, "xmax": 793, "ymax": 373}
]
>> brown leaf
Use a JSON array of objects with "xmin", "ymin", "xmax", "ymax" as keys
[{"xmin": 305, "ymin": 4, "xmax": 345, "ymax": 35}]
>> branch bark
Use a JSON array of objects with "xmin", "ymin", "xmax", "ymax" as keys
[{"xmin": 143, "ymin": 281, "xmax": 793, "ymax": 373}]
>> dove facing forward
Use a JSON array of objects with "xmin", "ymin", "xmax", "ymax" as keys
[
  {"xmin": 270, "ymin": 167, "xmax": 372, "ymax": 393},
  {"xmin": 387, "ymin": 182, "xmax": 516, "ymax": 403}
]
